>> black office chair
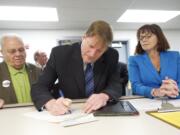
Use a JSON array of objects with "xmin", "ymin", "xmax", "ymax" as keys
[{"xmin": 117, "ymin": 62, "xmax": 128, "ymax": 96}]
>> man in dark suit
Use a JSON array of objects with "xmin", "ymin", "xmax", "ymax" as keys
[
  {"xmin": 31, "ymin": 20, "xmax": 123, "ymax": 115},
  {"xmin": 0, "ymin": 34, "xmax": 41, "ymax": 107}
]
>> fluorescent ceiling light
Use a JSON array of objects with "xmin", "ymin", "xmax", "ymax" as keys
[
  {"xmin": 0, "ymin": 6, "xmax": 59, "ymax": 22},
  {"xmin": 117, "ymin": 9, "xmax": 180, "ymax": 23}
]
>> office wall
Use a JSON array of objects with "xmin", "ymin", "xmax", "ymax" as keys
[
  {"xmin": 114, "ymin": 30, "xmax": 180, "ymax": 55},
  {"xmin": 0, "ymin": 30, "xmax": 84, "ymax": 63},
  {"xmin": 164, "ymin": 30, "xmax": 180, "ymax": 52},
  {"xmin": 0, "ymin": 29, "xmax": 179, "ymax": 64}
]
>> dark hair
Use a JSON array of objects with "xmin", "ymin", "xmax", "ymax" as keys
[
  {"xmin": 135, "ymin": 24, "xmax": 170, "ymax": 54},
  {"xmin": 85, "ymin": 20, "xmax": 113, "ymax": 46}
]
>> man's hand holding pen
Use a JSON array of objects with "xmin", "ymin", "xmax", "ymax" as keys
[
  {"xmin": 44, "ymin": 93, "xmax": 109, "ymax": 115},
  {"xmin": 45, "ymin": 97, "xmax": 72, "ymax": 116}
]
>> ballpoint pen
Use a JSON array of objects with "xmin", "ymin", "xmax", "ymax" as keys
[{"xmin": 59, "ymin": 89, "xmax": 64, "ymax": 97}]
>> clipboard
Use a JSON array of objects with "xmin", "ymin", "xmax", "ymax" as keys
[
  {"xmin": 146, "ymin": 110, "xmax": 180, "ymax": 129},
  {"xmin": 94, "ymin": 101, "xmax": 139, "ymax": 116}
]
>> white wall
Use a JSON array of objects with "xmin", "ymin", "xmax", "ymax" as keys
[
  {"xmin": 114, "ymin": 31, "xmax": 137, "ymax": 56},
  {"xmin": 0, "ymin": 30, "xmax": 84, "ymax": 64},
  {"xmin": 0, "ymin": 29, "xmax": 179, "ymax": 64},
  {"xmin": 163, "ymin": 30, "xmax": 180, "ymax": 52},
  {"xmin": 114, "ymin": 30, "xmax": 180, "ymax": 55}
]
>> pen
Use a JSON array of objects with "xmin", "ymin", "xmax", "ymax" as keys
[{"xmin": 59, "ymin": 89, "xmax": 64, "ymax": 97}]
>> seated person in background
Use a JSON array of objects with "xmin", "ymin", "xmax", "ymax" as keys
[
  {"xmin": 34, "ymin": 50, "xmax": 48, "ymax": 70},
  {"xmin": 128, "ymin": 24, "xmax": 180, "ymax": 99},
  {"xmin": 31, "ymin": 20, "xmax": 123, "ymax": 115},
  {"xmin": 0, "ymin": 34, "xmax": 41, "ymax": 107},
  {"xmin": 117, "ymin": 62, "xmax": 128, "ymax": 96}
]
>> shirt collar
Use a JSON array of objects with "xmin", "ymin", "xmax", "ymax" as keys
[
  {"xmin": 7, "ymin": 64, "xmax": 26, "ymax": 75},
  {"xmin": 83, "ymin": 63, "xmax": 94, "ymax": 71}
]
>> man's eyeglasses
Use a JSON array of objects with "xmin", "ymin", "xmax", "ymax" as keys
[{"xmin": 6, "ymin": 47, "xmax": 25, "ymax": 54}]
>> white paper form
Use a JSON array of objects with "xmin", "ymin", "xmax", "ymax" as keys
[
  {"xmin": 24, "ymin": 109, "xmax": 97, "ymax": 127},
  {"xmin": 129, "ymin": 98, "xmax": 180, "ymax": 111}
]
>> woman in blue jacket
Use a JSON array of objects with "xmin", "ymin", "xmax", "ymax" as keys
[{"xmin": 128, "ymin": 24, "xmax": 180, "ymax": 98}]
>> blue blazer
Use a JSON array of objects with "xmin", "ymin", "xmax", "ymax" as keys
[{"xmin": 128, "ymin": 51, "xmax": 180, "ymax": 98}]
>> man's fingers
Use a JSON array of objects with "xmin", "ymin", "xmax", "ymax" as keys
[
  {"xmin": 63, "ymin": 98, "xmax": 72, "ymax": 107},
  {"xmin": 84, "ymin": 101, "xmax": 94, "ymax": 113},
  {"xmin": 46, "ymin": 98, "xmax": 71, "ymax": 115},
  {"xmin": 83, "ymin": 93, "xmax": 108, "ymax": 113},
  {"xmin": 84, "ymin": 104, "xmax": 98, "ymax": 113},
  {"xmin": 85, "ymin": 101, "xmax": 107, "ymax": 113},
  {"xmin": 50, "ymin": 102, "xmax": 69, "ymax": 115}
]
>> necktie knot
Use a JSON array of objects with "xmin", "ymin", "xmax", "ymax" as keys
[{"xmin": 85, "ymin": 64, "xmax": 92, "ymax": 72}]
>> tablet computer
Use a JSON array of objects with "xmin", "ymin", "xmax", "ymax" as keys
[{"xmin": 94, "ymin": 100, "xmax": 139, "ymax": 116}]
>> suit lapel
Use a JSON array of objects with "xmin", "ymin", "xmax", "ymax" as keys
[
  {"xmin": 143, "ymin": 53, "xmax": 161, "ymax": 82},
  {"xmin": 0, "ymin": 62, "xmax": 17, "ymax": 103},
  {"xmin": 71, "ymin": 45, "xmax": 86, "ymax": 96},
  {"xmin": 94, "ymin": 57, "xmax": 105, "ymax": 91}
]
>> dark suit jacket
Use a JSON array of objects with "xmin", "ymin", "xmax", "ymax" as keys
[
  {"xmin": 31, "ymin": 43, "xmax": 123, "ymax": 110},
  {"xmin": 0, "ymin": 62, "xmax": 41, "ymax": 104},
  {"xmin": 117, "ymin": 62, "xmax": 128, "ymax": 96}
]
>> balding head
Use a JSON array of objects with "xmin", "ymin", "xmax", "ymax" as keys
[
  {"xmin": 0, "ymin": 34, "xmax": 26, "ymax": 70},
  {"xmin": 0, "ymin": 34, "xmax": 24, "ymax": 49}
]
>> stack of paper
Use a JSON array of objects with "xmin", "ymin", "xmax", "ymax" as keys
[
  {"xmin": 60, "ymin": 113, "xmax": 96, "ymax": 127},
  {"xmin": 24, "ymin": 109, "xmax": 97, "ymax": 127}
]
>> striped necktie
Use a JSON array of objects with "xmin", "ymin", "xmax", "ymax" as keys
[{"xmin": 85, "ymin": 63, "xmax": 94, "ymax": 97}]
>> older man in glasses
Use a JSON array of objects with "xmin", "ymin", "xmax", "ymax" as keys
[{"xmin": 0, "ymin": 34, "xmax": 41, "ymax": 107}]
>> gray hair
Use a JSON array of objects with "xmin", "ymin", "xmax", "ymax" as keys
[{"xmin": 0, "ymin": 34, "xmax": 24, "ymax": 49}]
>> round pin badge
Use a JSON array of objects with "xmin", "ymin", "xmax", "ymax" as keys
[{"xmin": 2, "ymin": 80, "xmax": 11, "ymax": 88}]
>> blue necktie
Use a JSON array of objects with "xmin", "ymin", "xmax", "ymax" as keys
[{"xmin": 85, "ymin": 64, "xmax": 94, "ymax": 97}]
